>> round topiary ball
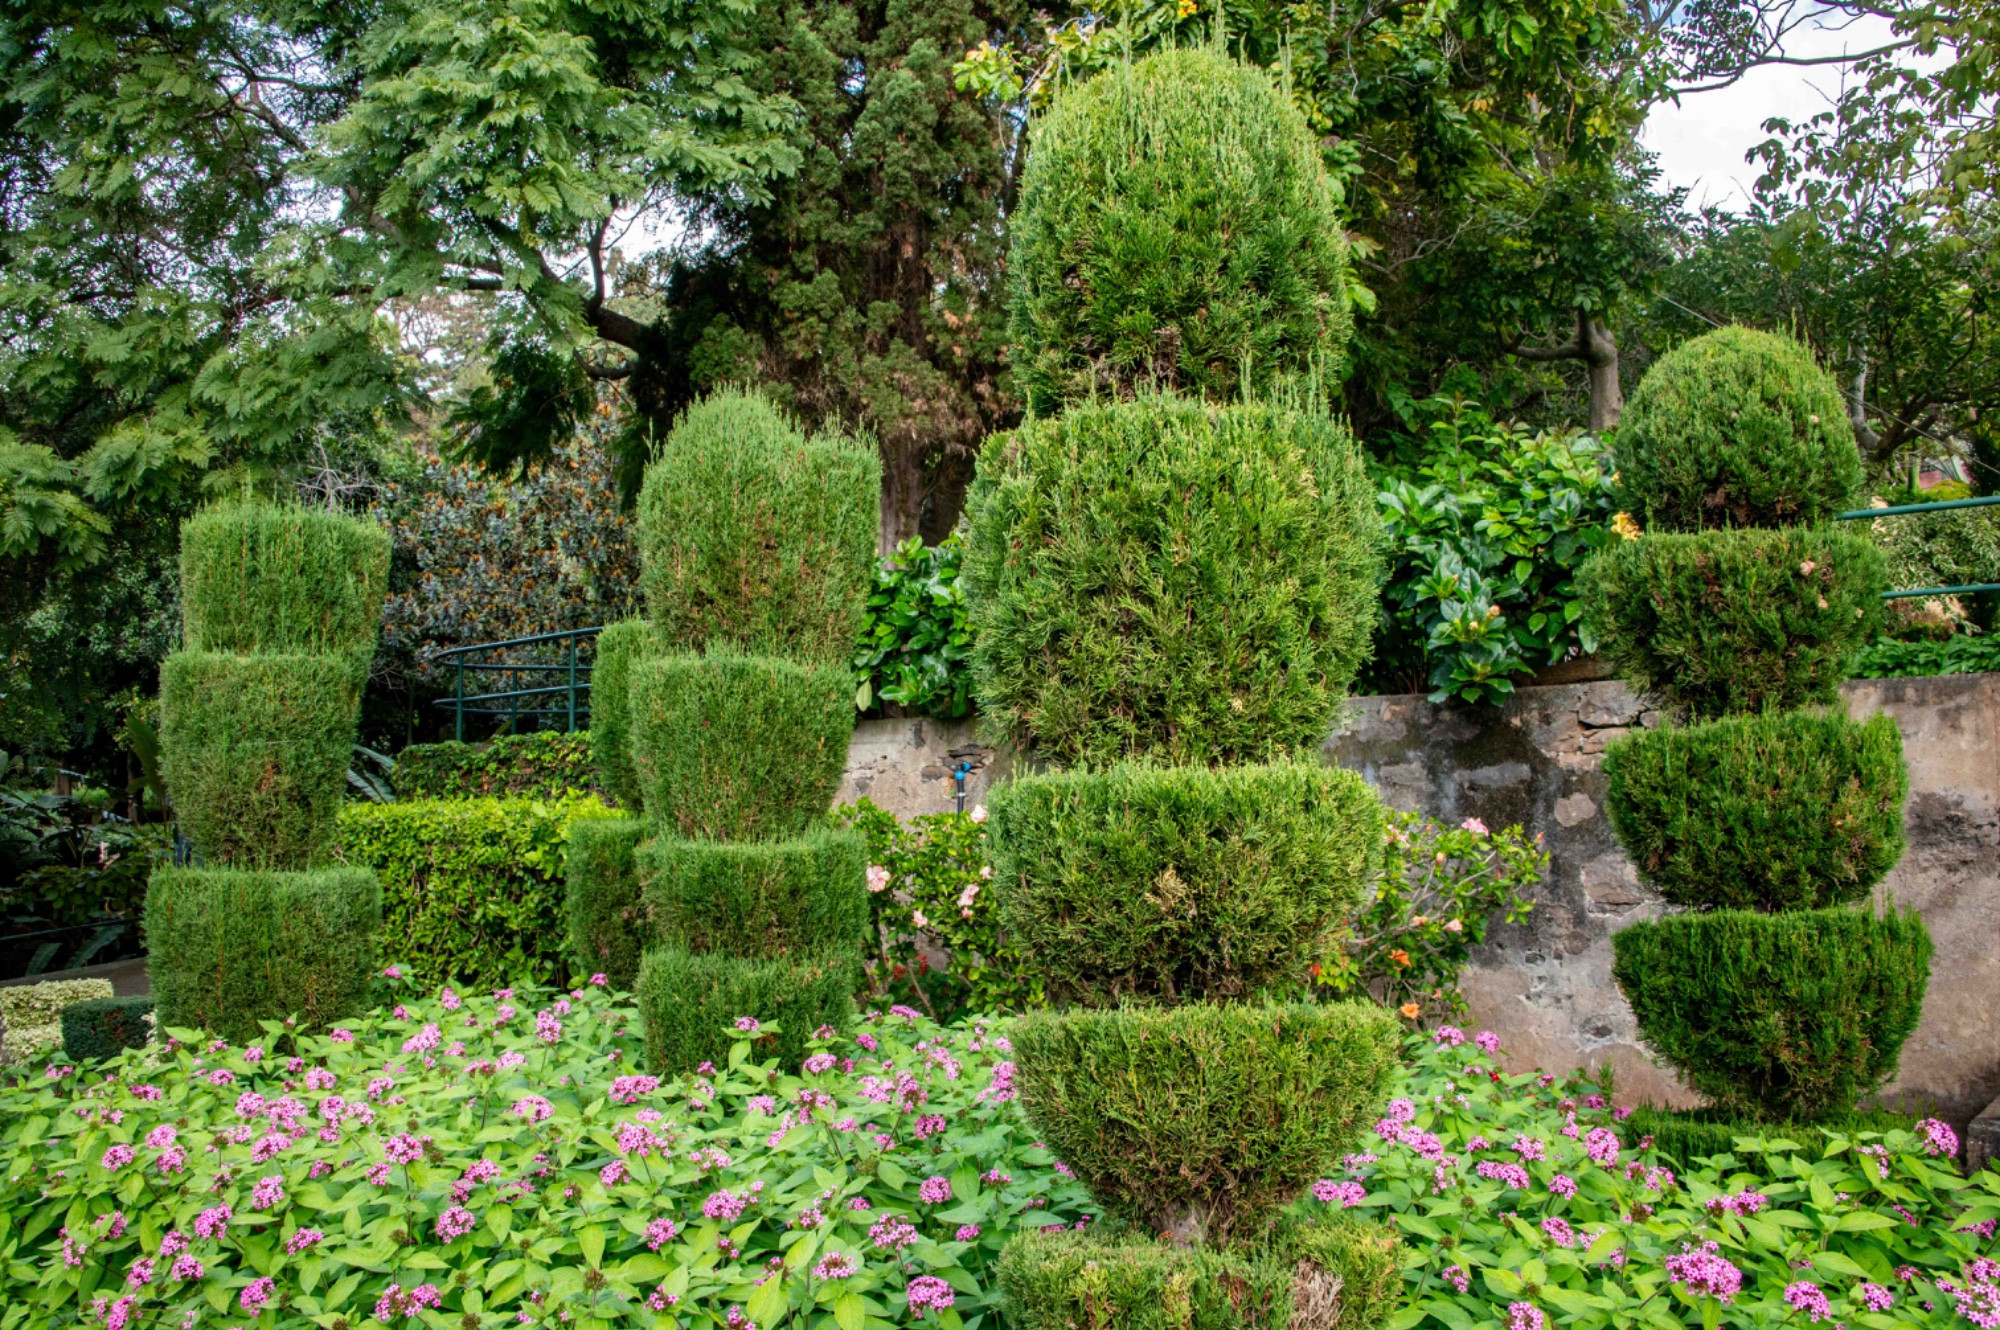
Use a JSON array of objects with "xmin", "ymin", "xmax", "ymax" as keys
[
  {"xmin": 1007, "ymin": 48, "xmax": 1352, "ymax": 414},
  {"xmin": 1614, "ymin": 326, "xmax": 1863, "ymax": 531}
]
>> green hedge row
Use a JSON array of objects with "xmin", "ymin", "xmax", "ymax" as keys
[
  {"xmin": 61, "ymin": 996, "xmax": 154, "ymax": 1062},
  {"xmin": 392, "ymin": 731, "xmax": 597, "ymax": 802},
  {"xmin": 566, "ymin": 816, "xmax": 648, "ymax": 990},
  {"xmin": 638, "ymin": 828, "xmax": 868, "ymax": 960},
  {"xmin": 635, "ymin": 946, "xmax": 859, "ymax": 1074}
]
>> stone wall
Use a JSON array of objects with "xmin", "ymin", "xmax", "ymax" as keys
[{"xmin": 835, "ymin": 675, "xmax": 2000, "ymax": 1127}]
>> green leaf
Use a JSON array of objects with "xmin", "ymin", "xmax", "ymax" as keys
[
  {"xmin": 579, "ymin": 1224, "xmax": 606, "ymax": 1269},
  {"xmin": 833, "ymin": 1292, "xmax": 867, "ymax": 1330},
  {"xmin": 745, "ymin": 1275, "xmax": 789, "ymax": 1325}
]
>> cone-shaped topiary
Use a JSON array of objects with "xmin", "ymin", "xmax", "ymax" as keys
[
  {"xmin": 1007, "ymin": 48, "xmax": 1352, "ymax": 414},
  {"xmin": 1612, "ymin": 326, "xmax": 1863, "ymax": 532}
]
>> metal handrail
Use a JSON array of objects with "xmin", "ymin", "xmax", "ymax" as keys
[
  {"xmin": 432, "ymin": 625, "xmax": 604, "ymax": 741},
  {"xmin": 1835, "ymin": 495, "xmax": 2000, "ymax": 600}
]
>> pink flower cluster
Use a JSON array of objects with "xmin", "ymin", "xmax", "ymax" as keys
[{"xmin": 1664, "ymin": 1241, "xmax": 1742, "ymax": 1302}]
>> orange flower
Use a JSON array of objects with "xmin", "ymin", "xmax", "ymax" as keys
[
  {"xmin": 1399, "ymin": 1002, "xmax": 1421, "ymax": 1019},
  {"xmin": 1388, "ymin": 948, "xmax": 1411, "ymax": 968}
]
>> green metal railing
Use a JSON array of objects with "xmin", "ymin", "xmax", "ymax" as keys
[
  {"xmin": 433, "ymin": 626, "xmax": 604, "ymax": 741},
  {"xmin": 1834, "ymin": 494, "xmax": 2000, "ymax": 599}
]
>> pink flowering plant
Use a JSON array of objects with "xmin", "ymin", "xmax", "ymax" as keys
[
  {"xmin": 0, "ymin": 975, "xmax": 1093, "ymax": 1330},
  {"xmin": 1317, "ymin": 1029, "xmax": 2000, "ymax": 1329}
]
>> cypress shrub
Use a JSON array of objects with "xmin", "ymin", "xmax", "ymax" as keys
[
  {"xmin": 963, "ymin": 395, "xmax": 1381, "ymax": 768},
  {"xmin": 588, "ymin": 618, "xmax": 652, "ymax": 811},
  {"xmin": 636, "ymin": 390, "xmax": 879, "ymax": 666},
  {"xmin": 1579, "ymin": 526, "xmax": 1886, "ymax": 718},
  {"xmin": 146, "ymin": 866, "xmax": 382, "ymax": 1042},
  {"xmin": 60, "ymin": 996, "xmax": 154, "ymax": 1062},
  {"xmin": 1006, "ymin": 49, "xmax": 1352, "ymax": 413},
  {"xmin": 1010, "ymin": 1002, "xmax": 1400, "ymax": 1244},
  {"xmin": 1613, "ymin": 326, "xmax": 1863, "ymax": 532},
  {"xmin": 636, "ymin": 945, "xmax": 858, "ymax": 1073},
  {"xmin": 566, "ymin": 816, "xmax": 648, "ymax": 990},
  {"xmin": 638, "ymin": 829, "xmax": 868, "ymax": 959},
  {"xmin": 179, "ymin": 500, "xmax": 390, "ymax": 678},
  {"xmin": 1610, "ymin": 905, "xmax": 1931, "ymax": 1122},
  {"xmin": 626, "ymin": 652, "xmax": 853, "ymax": 842},
  {"xmin": 1603, "ymin": 710, "xmax": 1907, "ymax": 910},
  {"xmin": 990, "ymin": 761, "xmax": 1382, "ymax": 1005},
  {"xmin": 158, "ymin": 651, "xmax": 361, "ymax": 867}
]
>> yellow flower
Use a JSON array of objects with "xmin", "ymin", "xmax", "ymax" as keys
[
  {"xmin": 1177, "ymin": 0, "xmax": 1198, "ymax": 15},
  {"xmin": 1399, "ymin": 1001, "xmax": 1421, "ymax": 1020},
  {"xmin": 1611, "ymin": 511, "xmax": 1642, "ymax": 542}
]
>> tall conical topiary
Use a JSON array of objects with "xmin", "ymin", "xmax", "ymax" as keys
[
  {"xmin": 972, "ymin": 51, "xmax": 1402, "ymax": 1329},
  {"xmin": 147, "ymin": 501, "xmax": 390, "ymax": 1041},
  {"xmin": 1580, "ymin": 327, "xmax": 1931, "ymax": 1135},
  {"xmin": 572, "ymin": 389, "xmax": 881, "ymax": 1069}
]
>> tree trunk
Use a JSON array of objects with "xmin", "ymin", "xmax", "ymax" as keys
[
  {"xmin": 1845, "ymin": 343, "xmax": 1883, "ymax": 457},
  {"xmin": 1582, "ymin": 313, "xmax": 1622, "ymax": 433},
  {"xmin": 877, "ymin": 443, "xmax": 928, "ymax": 554}
]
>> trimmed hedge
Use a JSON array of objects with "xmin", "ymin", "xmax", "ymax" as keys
[
  {"xmin": 1580, "ymin": 525, "xmax": 1886, "ymax": 719},
  {"xmin": 60, "ymin": 995, "xmax": 153, "ymax": 1062},
  {"xmin": 158, "ymin": 651, "xmax": 361, "ymax": 868},
  {"xmin": 333, "ymin": 794, "xmax": 622, "ymax": 989},
  {"xmin": 392, "ymin": 731, "xmax": 596, "ymax": 802},
  {"xmin": 963, "ymin": 395, "xmax": 1381, "ymax": 768},
  {"xmin": 637, "ymin": 390, "xmax": 879, "ymax": 667},
  {"xmin": 638, "ymin": 829, "xmax": 868, "ymax": 960},
  {"xmin": 1006, "ymin": 49, "xmax": 1352, "ymax": 414},
  {"xmin": 1603, "ymin": 710, "xmax": 1907, "ymax": 910},
  {"xmin": 146, "ymin": 866, "xmax": 382, "ymax": 1042},
  {"xmin": 989, "ymin": 761, "xmax": 1382, "ymax": 1004},
  {"xmin": 1010, "ymin": 1002, "xmax": 1400, "ymax": 1243},
  {"xmin": 588, "ymin": 618, "xmax": 652, "ymax": 811},
  {"xmin": 1613, "ymin": 326, "xmax": 1863, "ymax": 532},
  {"xmin": 635, "ymin": 945, "xmax": 857, "ymax": 1073},
  {"xmin": 626, "ymin": 652, "xmax": 853, "ymax": 842},
  {"xmin": 566, "ymin": 815, "xmax": 647, "ymax": 990},
  {"xmin": 1000, "ymin": 1216, "xmax": 1399, "ymax": 1330},
  {"xmin": 179, "ymin": 500, "xmax": 390, "ymax": 677},
  {"xmin": 0, "ymin": 978, "xmax": 112, "ymax": 1067},
  {"xmin": 1611, "ymin": 905, "xmax": 1931, "ymax": 1122}
]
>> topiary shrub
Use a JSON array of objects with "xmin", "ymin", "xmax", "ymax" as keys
[
  {"xmin": 588, "ymin": 618, "xmax": 652, "ymax": 810},
  {"xmin": 990, "ymin": 761, "xmax": 1383, "ymax": 1004},
  {"xmin": 1007, "ymin": 49, "xmax": 1351, "ymax": 414},
  {"xmin": 146, "ymin": 866, "xmax": 382, "ymax": 1042},
  {"xmin": 60, "ymin": 995, "xmax": 153, "ymax": 1062},
  {"xmin": 1602, "ymin": 710, "xmax": 1906, "ymax": 910},
  {"xmin": 1010, "ymin": 1002, "xmax": 1400, "ymax": 1244},
  {"xmin": 963, "ymin": 395, "xmax": 1380, "ymax": 767},
  {"xmin": 625, "ymin": 651, "xmax": 853, "ymax": 841},
  {"xmin": 635, "ymin": 945, "xmax": 858, "ymax": 1075},
  {"xmin": 158, "ymin": 651, "xmax": 362, "ymax": 867},
  {"xmin": 0, "ymin": 978, "xmax": 112, "ymax": 1068},
  {"xmin": 1612, "ymin": 326, "xmax": 1863, "ymax": 532},
  {"xmin": 638, "ymin": 829, "xmax": 868, "ymax": 959},
  {"xmin": 566, "ymin": 815, "xmax": 647, "ymax": 990},
  {"xmin": 636, "ymin": 390, "xmax": 879, "ymax": 667},
  {"xmin": 1580, "ymin": 525, "xmax": 1886, "ymax": 718},
  {"xmin": 1611, "ymin": 904, "xmax": 1931, "ymax": 1122}
]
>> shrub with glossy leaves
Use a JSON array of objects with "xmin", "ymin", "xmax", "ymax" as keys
[
  {"xmin": 1613, "ymin": 326, "xmax": 1863, "ymax": 531},
  {"xmin": 391, "ymin": 731, "xmax": 596, "ymax": 802},
  {"xmin": 144, "ymin": 866, "xmax": 381, "ymax": 1042},
  {"xmin": 635, "ymin": 945, "xmax": 860, "ymax": 1074},
  {"xmin": 1010, "ymin": 1001, "xmax": 1400, "ymax": 1244},
  {"xmin": 59, "ymin": 995, "xmax": 152, "ymax": 1062},
  {"xmin": 990, "ymin": 761, "xmax": 1382, "ymax": 1005},
  {"xmin": 638, "ymin": 828, "xmax": 869, "ymax": 959},
  {"xmin": 964, "ymin": 395, "xmax": 1380, "ymax": 768},
  {"xmin": 636, "ymin": 390, "xmax": 879, "ymax": 667},
  {"xmin": 1007, "ymin": 49, "xmax": 1351, "ymax": 413},
  {"xmin": 588, "ymin": 618, "xmax": 653, "ymax": 810},
  {"xmin": 1580, "ymin": 525, "xmax": 1886, "ymax": 718},
  {"xmin": 625, "ymin": 652, "xmax": 853, "ymax": 842},
  {"xmin": 566, "ymin": 815, "xmax": 648, "ymax": 990},
  {"xmin": 1603, "ymin": 710, "xmax": 1907, "ymax": 910},
  {"xmin": 1611, "ymin": 904, "xmax": 1932, "ymax": 1121}
]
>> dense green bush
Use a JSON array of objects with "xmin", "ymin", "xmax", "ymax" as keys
[
  {"xmin": 178, "ymin": 500, "xmax": 391, "ymax": 675},
  {"xmin": 333, "ymin": 794, "xmax": 621, "ymax": 988},
  {"xmin": 854, "ymin": 535, "xmax": 974, "ymax": 718},
  {"xmin": 964, "ymin": 395, "xmax": 1380, "ymax": 767},
  {"xmin": 638, "ymin": 828, "xmax": 868, "ymax": 959},
  {"xmin": 626, "ymin": 651, "xmax": 853, "ymax": 841},
  {"xmin": 1006, "ymin": 49, "xmax": 1352, "ymax": 413},
  {"xmin": 1580, "ymin": 525, "xmax": 1886, "ymax": 718},
  {"xmin": 565, "ymin": 814, "xmax": 647, "ymax": 989},
  {"xmin": 1612, "ymin": 327, "xmax": 1863, "ymax": 531},
  {"xmin": 157, "ymin": 651, "xmax": 361, "ymax": 867},
  {"xmin": 1602, "ymin": 710, "xmax": 1907, "ymax": 910},
  {"xmin": 145, "ymin": 865, "xmax": 382, "ymax": 1041},
  {"xmin": 0, "ymin": 977, "xmax": 110, "ymax": 1067},
  {"xmin": 636, "ymin": 390, "xmax": 879, "ymax": 666},
  {"xmin": 1611, "ymin": 904, "xmax": 1931, "ymax": 1121},
  {"xmin": 589, "ymin": 617, "xmax": 652, "ymax": 809},
  {"xmin": 635, "ymin": 945, "xmax": 858, "ymax": 1073},
  {"xmin": 58, "ymin": 994, "xmax": 152, "ymax": 1061},
  {"xmin": 391, "ymin": 730, "xmax": 596, "ymax": 801},
  {"xmin": 1620, "ymin": 1102, "xmax": 1912, "ymax": 1168},
  {"xmin": 990, "ymin": 761, "xmax": 1381, "ymax": 1004},
  {"xmin": 1010, "ymin": 1002, "xmax": 1400, "ymax": 1243}
]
